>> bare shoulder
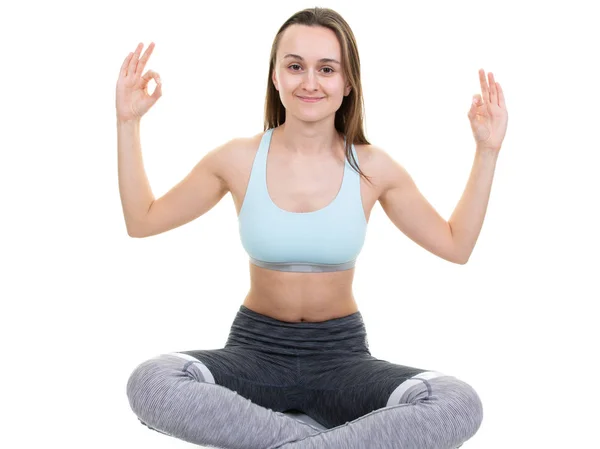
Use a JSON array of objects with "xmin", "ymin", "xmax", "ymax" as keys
[
  {"xmin": 353, "ymin": 142, "xmax": 403, "ymax": 195},
  {"xmin": 353, "ymin": 142, "xmax": 379, "ymax": 167},
  {"xmin": 213, "ymin": 130, "xmax": 265, "ymax": 188}
]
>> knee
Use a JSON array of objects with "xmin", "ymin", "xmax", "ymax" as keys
[
  {"xmin": 428, "ymin": 376, "xmax": 484, "ymax": 435},
  {"xmin": 125, "ymin": 353, "xmax": 188, "ymax": 416}
]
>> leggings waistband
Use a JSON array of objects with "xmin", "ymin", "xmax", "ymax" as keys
[{"xmin": 224, "ymin": 305, "xmax": 370, "ymax": 355}]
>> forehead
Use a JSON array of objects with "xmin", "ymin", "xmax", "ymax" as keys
[{"xmin": 277, "ymin": 25, "xmax": 341, "ymax": 61}]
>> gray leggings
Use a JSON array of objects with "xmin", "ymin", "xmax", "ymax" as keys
[{"xmin": 126, "ymin": 305, "xmax": 483, "ymax": 448}]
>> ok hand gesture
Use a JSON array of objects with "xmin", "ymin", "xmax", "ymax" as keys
[
  {"xmin": 468, "ymin": 69, "xmax": 508, "ymax": 153},
  {"xmin": 116, "ymin": 42, "xmax": 162, "ymax": 122}
]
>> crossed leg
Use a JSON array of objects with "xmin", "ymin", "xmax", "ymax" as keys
[
  {"xmin": 269, "ymin": 373, "xmax": 481, "ymax": 448},
  {"xmin": 126, "ymin": 353, "xmax": 325, "ymax": 449},
  {"xmin": 126, "ymin": 352, "xmax": 482, "ymax": 449}
]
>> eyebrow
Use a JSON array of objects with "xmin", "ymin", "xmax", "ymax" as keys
[{"xmin": 283, "ymin": 53, "xmax": 341, "ymax": 65}]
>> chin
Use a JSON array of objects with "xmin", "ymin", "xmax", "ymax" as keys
[{"xmin": 295, "ymin": 113, "xmax": 331, "ymax": 123}]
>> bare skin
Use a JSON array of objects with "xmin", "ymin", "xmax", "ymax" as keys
[
  {"xmin": 221, "ymin": 124, "xmax": 383, "ymax": 323},
  {"xmin": 117, "ymin": 38, "xmax": 502, "ymax": 324},
  {"xmin": 116, "ymin": 41, "xmax": 385, "ymax": 323}
]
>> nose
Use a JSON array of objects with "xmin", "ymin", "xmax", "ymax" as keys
[{"xmin": 301, "ymin": 69, "xmax": 319, "ymax": 91}]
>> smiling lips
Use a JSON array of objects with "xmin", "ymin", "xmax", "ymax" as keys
[{"xmin": 298, "ymin": 96, "xmax": 324, "ymax": 102}]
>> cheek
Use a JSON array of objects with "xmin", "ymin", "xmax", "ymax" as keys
[
  {"xmin": 322, "ymin": 78, "xmax": 346, "ymax": 93},
  {"xmin": 277, "ymin": 73, "xmax": 303, "ymax": 91}
]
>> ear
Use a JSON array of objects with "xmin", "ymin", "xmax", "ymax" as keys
[
  {"xmin": 272, "ymin": 70, "xmax": 279, "ymax": 91},
  {"xmin": 345, "ymin": 84, "xmax": 352, "ymax": 96}
]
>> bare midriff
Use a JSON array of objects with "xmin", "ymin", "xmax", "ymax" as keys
[{"xmin": 242, "ymin": 263, "xmax": 359, "ymax": 322}]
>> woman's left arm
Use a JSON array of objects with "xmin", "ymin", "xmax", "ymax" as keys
[
  {"xmin": 451, "ymin": 69, "xmax": 508, "ymax": 262},
  {"xmin": 377, "ymin": 69, "xmax": 508, "ymax": 264}
]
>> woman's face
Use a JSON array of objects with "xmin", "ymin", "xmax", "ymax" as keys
[{"xmin": 272, "ymin": 24, "xmax": 351, "ymax": 122}]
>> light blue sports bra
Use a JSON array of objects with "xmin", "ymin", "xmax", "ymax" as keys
[{"xmin": 238, "ymin": 128, "xmax": 368, "ymax": 273}]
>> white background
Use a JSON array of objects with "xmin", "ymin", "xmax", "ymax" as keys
[{"xmin": 1, "ymin": 0, "xmax": 598, "ymax": 448}]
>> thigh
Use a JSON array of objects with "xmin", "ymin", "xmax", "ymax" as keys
[
  {"xmin": 301, "ymin": 352, "xmax": 436, "ymax": 429},
  {"xmin": 175, "ymin": 346, "xmax": 303, "ymax": 413}
]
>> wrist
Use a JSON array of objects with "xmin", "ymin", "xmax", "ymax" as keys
[
  {"xmin": 476, "ymin": 144, "xmax": 500, "ymax": 156},
  {"xmin": 117, "ymin": 117, "xmax": 141, "ymax": 127}
]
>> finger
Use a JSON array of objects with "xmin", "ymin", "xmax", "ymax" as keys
[
  {"xmin": 140, "ymin": 70, "xmax": 159, "ymax": 89},
  {"xmin": 140, "ymin": 70, "xmax": 152, "ymax": 89},
  {"xmin": 469, "ymin": 94, "xmax": 482, "ymax": 119},
  {"xmin": 135, "ymin": 42, "xmax": 155, "ymax": 77},
  {"xmin": 152, "ymin": 77, "xmax": 163, "ymax": 100},
  {"xmin": 497, "ymin": 82, "xmax": 505, "ymax": 108},
  {"xmin": 468, "ymin": 96, "xmax": 476, "ymax": 119},
  {"xmin": 120, "ymin": 52, "xmax": 133, "ymax": 77},
  {"xmin": 488, "ymin": 72, "xmax": 498, "ymax": 106},
  {"xmin": 128, "ymin": 42, "xmax": 143, "ymax": 78},
  {"xmin": 479, "ymin": 68, "xmax": 489, "ymax": 103}
]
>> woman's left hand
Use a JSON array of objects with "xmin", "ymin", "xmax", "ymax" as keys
[{"xmin": 468, "ymin": 69, "xmax": 508, "ymax": 153}]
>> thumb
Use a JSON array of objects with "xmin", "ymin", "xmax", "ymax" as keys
[
  {"xmin": 151, "ymin": 75, "xmax": 162, "ymax": 100},
  {"xmin": 468, "ymin": 94, "xmax": 481, "ymax": 120}
]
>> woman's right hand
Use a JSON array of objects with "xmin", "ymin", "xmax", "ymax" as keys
[{"xmin": 116, "ymin": 42, "xmax": 162, "ymax": 122}]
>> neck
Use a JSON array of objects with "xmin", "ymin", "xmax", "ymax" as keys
[{"xmin": 277, "ymin": 119, "xmax": 342, "ymax": 157}]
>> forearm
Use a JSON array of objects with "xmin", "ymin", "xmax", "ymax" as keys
[
  {"xmin": 448, "ymin": 147, "xmax": 499, "ymax": 263},
  {"xmin": 117, "ymin": 119, "xmax": 155, "ymax": 236}
]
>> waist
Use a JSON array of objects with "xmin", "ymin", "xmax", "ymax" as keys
[
  {"xmin": 244, "ymin": 264, "xmax": 357, "ymax": 321},
  {"xmin": 225, "ymin": 304, "xmax": 369, "ymax": 355},
  {"xmin": 242, "ymin": 293, "xmax": 359, "ymax": 323}
]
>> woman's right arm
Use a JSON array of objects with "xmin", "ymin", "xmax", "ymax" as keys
[{"xmin": 116, "ymin": 42, "xmax": 230, "ymax": 238}]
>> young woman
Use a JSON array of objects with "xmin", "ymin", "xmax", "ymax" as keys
[{"xmin": 118, "ymin": 7, "xmax": 507, "ymax": 449}]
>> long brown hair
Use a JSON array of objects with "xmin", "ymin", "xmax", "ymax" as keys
[{"xmin": 264, "ymin": 7, "xmax": 373, "ymax": 185}]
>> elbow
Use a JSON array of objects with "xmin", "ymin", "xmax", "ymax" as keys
[
  {"xmin": 448, "ymin": 225, "xmax": 469, "ymax": 265},
  {"xmin": 125, "ymin": 217, "xmax": 149, "ymax": 238},
  {"xmin": 455, "ymin": 254, "xmax": 470, "ymax": 265},
  {"xmin": 450, "ymin": 247, "xmax": 470, "ymax": 264},
  {"xmin": 127, "ymin": 226, "xmax": 146, "ymax": 238}
]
